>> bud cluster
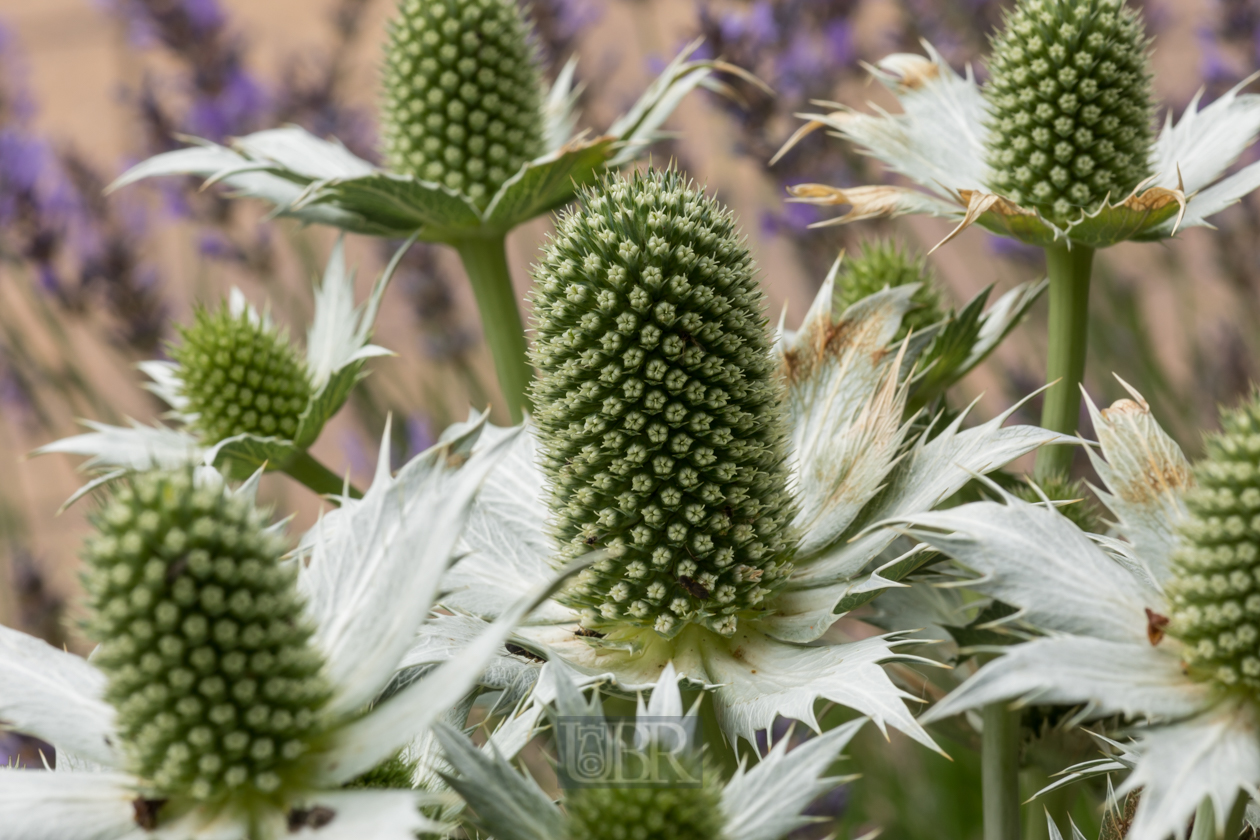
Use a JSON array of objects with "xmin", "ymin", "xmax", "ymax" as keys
[
  {"xmin": 84, "ymin": 470, "xmax": 330, "ymax": 800},
  {"xmin": 985, "ymin": 0, "xmax": 1154, "ymax": 223},
  {"xmin": 530, "ymin": 170, "xmax": 795, "ymax": 637},
  {"xmin": 564, "ymin": 779, "xmax": 725, "ymax": 840},
  {"xmin": 380, "ymin": 0, "xmax": 545, "ymax": 205},
  {"xmin": 1169, "ymin": 394, "xmax": 1260, "ymax": 695},
  {"xmin": 835, "ymin": 241, "xmax": 943, "ymax": 339},
  {"xmin": 173, "ymin": 305, "xmax": 312, "ymax": 444}
]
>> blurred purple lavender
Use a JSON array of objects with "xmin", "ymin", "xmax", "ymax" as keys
[{"xmin": 521, "ymin": 0, "xmax": 601, "ymax": 76}]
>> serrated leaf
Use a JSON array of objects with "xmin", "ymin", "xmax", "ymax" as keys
[
  {"xmin": 205, "ymin": 433, "xmax": 300, "ymax": 477},
  {"xmin": 312, "ymin": 173, "xmax": 482, "ymax": 237},
  {"xmin": 481, "ymin": 138, "xmax": 615, "ymax": 232}
]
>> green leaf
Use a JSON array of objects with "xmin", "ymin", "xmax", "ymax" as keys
[
  {"xmin": 294, "ymin": 360, "xmax": 365, "ymax": 449},
  {"xmin": 481, "ymin": 138, "xmax": 616, "ymax": 233},
  {"xmin": 206, "ymin": 434, "xmax": 300, "ymax": 478},
  {"xmin": 1067, "ymin": 195, "xmax": 1182, "ymax": 247},
  {"xmin": 310, "ymin": 173, "xmax": 482, "ymax": 237}
]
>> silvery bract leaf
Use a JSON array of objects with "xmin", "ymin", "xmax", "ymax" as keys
[
  {"xmin": 36, "ymin": 420, "xmax": 203, "ymax": 473},
  {"xmin": 1118, "ymin": 704, "xmax": 1260, "ymax": 840},
  {"xmin": 0, "ymin": 770, "xmax": 142, "ymax": 840},
  {"xmin": 0, "ymin": 624, "xmax": 119, "ymax": 768},
  {"xmin": 138, "ymin": 360, "xmax": 188, "ymax": 412},
  {"xmin": 433, "ymin": 723, "xmax": 565, "ymax": 840},
  {"xmin": 782, "ymin": 42, "xmax": 1260, "ymax": 247},
  {"xmin": 1044, "ymin": 811, "xmax": 1091, "ymax": 840},
  {"xmin": 1083, "ymin": 382, "xmax": 1193, "ymax": 587},
  {"xmin": 721, "ymin": 717, "xmax": 865, "ymax": 840},
  {"xmin": 299, "ymin": 416, "xmax": 507, "ymax": 718},
  {"xmin": 542, "ymin": 57, "xmax": 582, "ymax": 154},
  {"xmin": 918, "ymin": 635, "xmax": 1208, "ymax": 724}
]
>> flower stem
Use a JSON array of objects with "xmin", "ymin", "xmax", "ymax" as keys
[
  {"xmin": 453, "ymin": 236, "xmax": 533, "ymax": 424},
  {"xmin": 281, "ymin": 449, "xmax": 363, "ymax": 500},
  {"xmin": 1223, "ymin": 794, "xmax": 1248, "ymax": 840},
  {"xmin": 981, "ymin": 702, "xmax": 1021, "ymax": 840},
  {"xmin": 1034, "ymin": 242, "xmax": 1095, "ymax": 480}
]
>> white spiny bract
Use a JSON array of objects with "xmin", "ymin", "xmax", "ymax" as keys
[
  {"xmin": 173, "ymin": 305, "xmax": 312, "ymax": 443},
  {"xmin": 85, "ymin": 469, "xmax": 329, "ymax": 801},
  {"xmin": 985, "ymin": 0, "xmax": 1153, "ymax": 224},
  {"xmin": 381, "ymin": 0, "xmax": 544, "ymax": 206},
  {"xmin": 529, "ymin": 169, "xmax": 795, "ymax": 637},
  {"xmin": 1168, "ymin": 393, "xmax": 1260, "ymax": 693}
]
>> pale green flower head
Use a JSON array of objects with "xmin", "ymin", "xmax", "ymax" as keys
[
  {"xmin": 1167, "ymin": 391, "xmax": 1260, "ymax": 694},
  {"xmin": 433, "ymin": 662, "xmax": 868, "ymax": 840},
  {"xmin": 894, "ymin": 384, "xmax": 1260, "ymax": 840},
  {"xmin": 835, "ymin": 241, "xmax": 944, "ymax": 340},
  {"xmin": 530, "ymin": 168, "xmax": 796, "ymax": 638},
  {"xmin": 381, "ymin": 0, "xmax": 545, "ymax": 207},
  {"xmin": 108, "ymin": 2, "xmax": 761, "ymax": 243},
  {"xmin": 37, "ymin": 238, "xmax": 408, "ymax": 492},
  {"xmin": 777, "ymin": 0, "xmax": 1260, "ymax": 250},
  {"xmin": 0, "ymin": 418, "xmax": 571, "ymax": 839},
  {"xmin": 985, "ymin": 0, "xmax": 1154, "ymax": 226}
]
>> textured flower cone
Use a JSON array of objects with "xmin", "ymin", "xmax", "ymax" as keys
[
  {"xmin": 172, "ymin": 306, "xmax": 312, "ymax": 443},
  {"xmin": 836, "ymin": 241, "xmax": 943, "ymax": 339},
  {"xmin": 1169, "ymin": 394, "xmax": 1260, "ymax": 693},
  {"xmin": 564, "ymin": 777, "xmax": 726, "ymax": 840},
  {"xmin": 985, "ymin": 0, "xmax": 1154, "ymax": 224},
  {"xmin": 83, "ymin": 470, "xmax": 330, "ymax": 800},
  {"xmin": 530, "ymin": 170, "xmax": 795, "ymax": 638},
  {"xmin": 380, "ymin": 0, "xmax": 546, "ymax": 206}
]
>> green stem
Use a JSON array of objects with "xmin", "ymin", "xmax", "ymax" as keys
[
  {"xmin": 1190, "ymin": 798, "xmax": 1217, "ymax": 840},
  {"xmin": 452, "ymin": 236, "xmax": 533, "ymax": 424},
  {"xmin": 1224, "ymin": 794, "xmax": 1248, "ymax": 840},
  {"xmin": 982, "ymin": 702, "xmax": 1021, "ymax": 840},
  {"xmin": 281, "ymin": 450, "xmax": 363, "ymax": 500},
  {"xmin": 1034, "ymin": 243, "xmax": 1095, "ymax": 481}
]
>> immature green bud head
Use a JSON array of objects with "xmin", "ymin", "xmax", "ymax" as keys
[
  {"xmin": 836, "ymin": 241, "xmax": 943, "ymax": 339},
  {"xmin": 1014, "ymin": 472, "xmax": 1103, "ymax": 534},
  {"xmin": 530, "ymin": 169, "xmax": 795, "ymax": 638},
  {"xmin": 564, "ymin": 777, "xmax": 726, "ymax": 840},
  {"xmin": 984, "ymin": 0, "xmax": 1154, "ymax": 223},
  {"xmin": 84, "ymin": 470, "xmax": 330, "ymax": 800},
  {"xmin": 1168, "ymin": 393, "xmax": 1260, "ymax": 695},
  {"xmin": 380, "ymin": 0, "xmax": 546, "ymax": 206},
  {"xmin": 172, "ymin": 305, "xmax": 312, "ymax": 444}
]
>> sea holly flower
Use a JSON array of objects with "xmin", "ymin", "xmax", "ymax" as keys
[
  {"xmin": 108, "ymin": 0, "xmax": 762, "ymax": 423},
  {"xmin": 891, "ymin": 385, "xmax": 1260, "ymax": 840},
  {"xmin": 416, "ymin": 170, "xmax": 1067, "ymax": 752},
  {"xmin": 776, "ymin": 0, "xmax": 1260, "ymax": 250},
  {"xmin": 0, "ymin": 419, "xmax": 562, "ymax": 840},
  {"xmin": 776, "ymin": 0, "xmax": 1260, "ymax": 485},
  {"xmin": 433, "ymin": 661, "xmax": 869, "ymax": 840},
  {"xmin": 38, "ymin": 237, "xmax": 411, "ymax": 498}
]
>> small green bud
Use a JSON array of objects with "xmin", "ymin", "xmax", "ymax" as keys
[
  {"xmin": 1168, "ymin": 392, "xmax": 1260, "ymax": 695},
  {"xmin": 530, "ymin": 169, "xmax": 796, "ymax": 637},
  {"xmin": 172, "ymin": 304, "xmax": 312, "ymax": 444},
  {"xmin": 984, "ymin": 0, "xmax": 1154, "ymax": 224},
  {"xmin": 1014, "ymin": 472, "xmax": 1102, "ymax": 533},
  {"xmin": 380, "ymin": 0, "xmax": 546, "ymax": 206},
  {"xmin": 84, "ymin": 470, "xmax": 330, "ymax": 801},
  {"xmin": 564, "ymin": 777, "xmax": 726, "ymax": 840},
  {"xmin": 836, "ymin": 241, "xmax": 944, "ymax": 339}
]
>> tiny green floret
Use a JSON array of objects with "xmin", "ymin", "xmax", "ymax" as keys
[
  {"xmin": 172, "ymin": 304, "xmax": 312, "ymax": 444},
  {"xmin": 1168, "ymin": 392, "xmax": 1260, "ymax": 695},
  {"xmin": 530, "ymin": 169, "xmax": 795, "ymax": 638},
  {"xmin": 985, "ymin": 0, "xmax": 1154, "ymax": 224},
  {"xmin": 836, "ymin": 241, "xmax": 943, "ymax": 339},
  {"xmin": 83, "ymin": 470, "xmax": 330, "ymax": 801},
  {"xmin": 380, "ymin": 0, "xmax": 546, "ymax": 206},
  {"xmin": 564, "ymin": 777, "xmax": 726, "ymax": 840}
]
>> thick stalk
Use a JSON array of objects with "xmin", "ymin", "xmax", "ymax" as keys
[
  {"xmin": 982, "ymin": 702, "xmax": 1021, "ymax": 840},
  {"xmin": 1035, "ymin": 243, "xmax": 1096, "ymax": 480},
  {"xmin": 281, "ymin": 449, "xmax": 363, "ymax": 500},
  {"xmin": 452, "ymin": 236, "xmax": 533, "ymax": 424},
  {"xmin": 1224, "ymin": 794, "xmax": 1248, "ymax": 840}
]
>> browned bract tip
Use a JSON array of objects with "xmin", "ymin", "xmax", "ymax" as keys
[
  {"xmin": 1145, "ymin": 607, "xmax": 1171, "ymax": 646},
  {"xmin": 874, "ymin": 54, "xmax": 941, "ymax": 90},
  {"xmin": 932, "ymin": 189, "xmax": 1036, "ymax": 254},
  {"xmin": 1101, "ymin": 397, "xmax": 1148, "ymax": 417},
  {"xmin": 288, "ymin": 806, "xmax": 337, "ymax": 832},
  {"xmin": 787, "ymin": 184, "xmax": 940, "ymax": 229},
  {"xmin": 1101, "ymin": 398, "xmax": 1194, "ymax": 506},
  {"xmin": 770, "ymin": 113, "xmax": 846, "ymax": 166},
  {"xmin": 132, "ymin": 798, "xmax": 167, "ymax": 830}
]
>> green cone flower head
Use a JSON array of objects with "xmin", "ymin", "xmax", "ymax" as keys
[
  {"xmin": 172, "ymin": 303, "xmax": 313, "ymax": 444},
  {"xmin": 985, "ymin": 0, "xmax": 1155, "ymax": 223},
  {"xmin": 564, "ymin": 776, "xmax": 726, "ymax": 840},
  {"xmin": 836, "ymin": 241, "xmax": 943, "ymax": 339},
  {"xmin": 381, "ymin": 0, "xmax": 546, "ymax": 206},
  {"xmin": 1168, "ymin": 393, "xmax": 1260, "ymax": 694},
  {"xmin": 530, "ymin": 169, "xmax": 795, "ymax": 638},
  {"xmin": 84, "ymin": 469, "xmax": 330, "ymax": 801}
]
